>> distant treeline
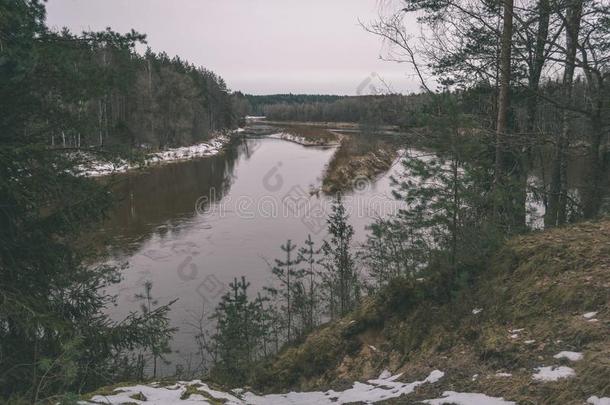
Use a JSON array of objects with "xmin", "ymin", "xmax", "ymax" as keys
[
  {"xmin": 243, "ymin": 93, "xmax": 432, "ymax": 128},
  {"xmin": 10, "ymin": 28, "xmax": 237, "ymax": 152},
  {"xmin": 245, "ymin": 79, "xmax": 606, "ymax": 145},
  {"xmin": 245, "ymin": 94, "xmax": 346, "ymax": 114}
]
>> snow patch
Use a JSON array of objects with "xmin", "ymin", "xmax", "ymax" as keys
[
  {"xmin": 78, "ymin": 134, "xmax": 231, "ymax": 177},
  {"xmin": 268, "ymin": 132, "xmax": 339, "ymax": 147},
  {"xmin": 84, "ymin": 369, "xmax": 444, "ymax": 405},
  {"xmin": 583, "ymin": 311, "xmax": 598, "ymax": 319},
  {"xmin": 423, "ymin": 391, "xmax": 516, "ymax": 405},
  {"xmin": 495, "ymin": 372, "xmax": 512, "ymax": 377},
  {"xmin": 87, "ymin": 383, "xmax": 206, "ymax": 404},
  {"xmin": 532, "ymin": 366, "xmax": 575, "ymax": 381},
  {"xmin": 553, "ymin": 351, "xmax": 583, "ymax": 361},
  {"xmin": 472, "ymin": 308, "xmax": 483, "ymax": 315},
  {"xmin": 588, "ymin": 396, "xmax": 610, "ymax": 405},
  {"xmin": 241, "ymin": 369, "xmax": 443, "ymax": 405}
]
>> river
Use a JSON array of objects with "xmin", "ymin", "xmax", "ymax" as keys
[{"xmin": 98, "ymin": 136, "xmax": 402, "ymax": 375}]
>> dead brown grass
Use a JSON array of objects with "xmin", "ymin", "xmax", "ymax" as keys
[
  {"xmin": 258, "ymin": 220, "xmax": 610, "ymax": 404},
  {"xmin": 322, "ymin": 136, "xmax": 397, "ymax": 193}
]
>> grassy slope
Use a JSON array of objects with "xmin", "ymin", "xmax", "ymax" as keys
[{"xmin": 254, "ymin": 220, "xmax": 610, "ymax": 403}]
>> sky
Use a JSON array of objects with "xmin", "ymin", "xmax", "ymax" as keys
[{"xmin": 45, "ymin": 0, "xmax": 421, "ymax": 95}]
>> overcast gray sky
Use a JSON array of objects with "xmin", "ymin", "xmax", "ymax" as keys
[{"xmin": 45, "ymin": 0, "xmax": 420, "ymax": 95}]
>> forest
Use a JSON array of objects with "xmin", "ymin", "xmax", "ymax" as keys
[
  {"xmin": 0, "ymin": 0, "xmax": 236, "ymax": 401},
  {"xmin": 2, "ymin": 12, "xmax": 236, "ymax": 154},
  {"xmin": 1, "ymin": 0, "xmax": 609, "ymax": 403}
]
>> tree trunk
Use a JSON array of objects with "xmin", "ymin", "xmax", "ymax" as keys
[
  {"xmin": 494, "ymin": 0, "xmax": 514, "ymax": 224},
  {"xmin": 545, "ymin": 0, "xmax": 582, "ymax": 227},
  {"xmin": 582, "ymin": 112, "xmax": 604, "ymax": 218},
  {"xmin": 520, "ymin": 0, "xmax": 550, "ymax": 227}
]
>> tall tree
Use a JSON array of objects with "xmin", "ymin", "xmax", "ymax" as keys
[
  {"xmin": 546, "ymin": 0, "xmax": 584, "ymax": 226},
  {"xmin": 265, "ymin": 240, "xmax": 302, "ymax": 342},
  {"xmin": 0, "ymin": 2, "xmax": 176, "ymax": 400},
  {"xmin": 321, "ymin": 196, "xmax": 358, "ymax": 318},
  {"xmin": 297, "ymin": 235, "xmax": 321, "ymax": 334},
  {"xmin": 208, "ymin": 277, "xmax": 267, "ymax": 386}
]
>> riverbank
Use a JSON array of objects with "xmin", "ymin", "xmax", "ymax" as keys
[
  {"xmin": 267, "ymin": 124, "xmax": 341, "ymax": 147},
  {"xmin": 322, "ymin": 136, "xmax": 398, "ymax": 194},
  {"xmin": 77, "ymin": 132, "xmax": 238, "ymax": 177}
]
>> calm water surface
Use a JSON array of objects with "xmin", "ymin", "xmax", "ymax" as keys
[{"xmin": 100, "ymin": 137, "xmax": 401, "ymax": 372}]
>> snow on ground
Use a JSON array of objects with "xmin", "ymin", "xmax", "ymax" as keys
[
  {"xmin": 472, "ymin": 308, "xmax": 483, "ymax": 315},
  {"xmin": 532, "ymin": 365, "xmax": 576, "ymax": 381},
  {"xmin": 583, "ymin": 311, "xmax": 598, "ymax": 319},
  {"xmin": 84, "ymin": 369, "xmax": 444, "ymax": 405},
  {"xmin": 79, "ymin": 134, "xmax": 232, "ymax": 177},
  {"xmin": 494, "ymin": 372, "xmax": 512, "ymax": 377},
  {"xmin": 85, "ymin": 383, "xmax": 210, "ymax": 404},
  {"xmin": 588, "ymin": 396, "xmax": 610, "ymax": 405},
  {"xmin": 553, "ymin": 351, "xmax": 583, "ymax": 361},
  {"xmin": 423, "ymin": 391, "xmax": 516, "ymax": 405},
  {"xmin": 268, "ymin": 132, "xmax": 340, "ymax": 147},
  {"xmin": 149, "ymin": 136, "xmax": 228, "ymax": 162}
]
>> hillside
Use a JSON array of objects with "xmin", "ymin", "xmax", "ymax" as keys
[
  {"xmin": 83, "ymin": 220, "xmax": 609, "ymax": 404},
  {"xmin": 253, "ymin": 219, "xmax": 610, "ymax": 403}
]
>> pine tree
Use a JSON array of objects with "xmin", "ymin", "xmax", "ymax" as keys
[
  {"xmin": 134, "ymin": 281, "xmax": 172, "ymax": 379},
  {"xmin": 0, "ymin": 2, "xmax": 176, "ymax": 400},
  {"xmin": 321, "ymin": 195, "xmax": 358, "ymax": 318},
  {"xmin": 208, "ymin": 277, "xmax": 267, "ymax": 386},
  {"xmin": 297, "ymin": 235, "xmax": 322, "ymax": 334},
  {"xmin": 265, "ymin": 240, "xmax": 303, "ymax": 342}
]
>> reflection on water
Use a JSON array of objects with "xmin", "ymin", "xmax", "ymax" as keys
[
  {"xmin": 100, "ymin": 138, "xmax": 401, "ymax": 374},
  {"xmin": 99, "ymin": 141, "xmax": 242, "ymax": 258}
]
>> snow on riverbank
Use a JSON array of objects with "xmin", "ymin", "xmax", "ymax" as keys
[
  {"xmin": 423, "ymin": 391, "xmax": 516, "ymax": 405},
  {"xmin": 268, "ymin": 132, "xmax": 340, "ymax": 147},
  {"xmin": 78, "ymin": 134, "xmax": 232, "ymax": 177},
  {"xmin": 83, "ymin": 369, "xmax": 444, "ymax": 404}
]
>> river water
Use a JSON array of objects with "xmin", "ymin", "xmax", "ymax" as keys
[{"xmin": 99, "ymin": 137, "xmax": 402, "ymax": 374}]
